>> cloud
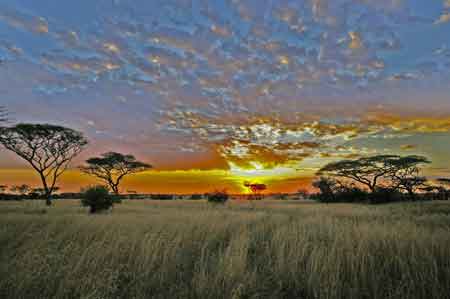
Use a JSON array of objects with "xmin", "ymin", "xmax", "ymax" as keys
[
  {"xmin": 0, "ymin": 8, "xmax": 49, "ymax": 34},
  {"xmin": 400, "ymin": 144, "xmax": 416, "ymax": 151},
  {"xmin": 435, "ymin": 12, "xmax": 450, "ymax": 24},
  {"xmin": 0, "ymin": 0, "xmax": 445, "ymax": 100},
  {"xmin": 159, "ymin": 107, "xmax": 450, "ymax": 170},
  {"xmin": 0, "ymin": 0, "xmax": 449, "ymax": 177}
]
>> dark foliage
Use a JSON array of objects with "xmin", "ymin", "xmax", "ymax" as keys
[
  {"xmin": 207, "ymin": 190, "xmax": 229, "ymax": 204},
  {"xmin": 244, "ymin": 182, "xmax": 267, "ymax": 200},
  {"xmin": 81, "ymin": 185, "xmax": 114, "ymax": 214},
  {"xmin": 150, "ymin": 194, "xmax": 174, "ymax": 200},
  {"xmin": 190, "ymin": 194, "xmax": 203, "ymax": 200},
  {"xmin": 313, "ymin": 155, "xmax": 433, "ymax": 204},
  {"xmin": 318, "ymin": 155, "xmax": 430, "ymax": 193},
  {"xmin": 368, "ymin": 187, "xmax": 404, "ymax": 204},
  {"xmin": 80, "ymin": 152, "xmax": 151, "ymax": 195},
  {"xmin": 0, "ymin": 123, "xmax": 88, "ymax": 205}
]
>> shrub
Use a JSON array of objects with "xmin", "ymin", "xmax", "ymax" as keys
[
  {"xmin": 81, "ymin": 185, "xmax": 113, "ymax": 214},
  {"xmin": 190, "ymin": 194, "xmax": 203, "ymax": 200},
  {"xmin": 111, "ymin": 195, "xmax": 123, "ymax": 204},
  {"xmin": 369, "ymin": 187, "xmax": 403, "ymax": 204},
  {"xmin": 150, "ymin": 194, "xmax": 174, "ymax": 200},
  {"xmin": 207, "ymin": 190, "xmax": 229, "ymax": 204}
]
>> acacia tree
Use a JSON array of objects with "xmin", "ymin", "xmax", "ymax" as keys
[
  {"xmin": 244, "ymin": 182, "xmax": 267, "ymax": 200},
  {"xmin": 0, "ymin": 124, "xmax": 88, "ymax": 205},
  {"xmin": 10, "ymin": 184, "xmax": 31, "ymax": 196},
  {"xmin": 317, "ymin": 155, "xmax": 430, "ymax": 193},
  {"xmin": 389, "ymin": 156, "xmax": 430, "ymax": 198},
  {"xmin": 80, "ymin": 152, "xmax": 152, "ymax": 195},
  {"xmin": 312, "ymin": 177, "xmax": 339, "ymax": 203},
  {"xmin": 317, "ymin": 155, "xmax": 399, "ymax": 192}
]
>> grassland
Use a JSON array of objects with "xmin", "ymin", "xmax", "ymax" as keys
[{"xmin": 1, "ymin": 199, "xmax": 450, "ymax": 299}]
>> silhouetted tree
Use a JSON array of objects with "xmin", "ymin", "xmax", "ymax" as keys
[
  {"xmin": 80, "ymin": 152, "xmax": 152, "ymax": 195},
  {"xmin": 391, "ymin": 176, "xmax": 428, "ymax": 199},
  {"xmin": 10, "ymin": 184, "xmax": 31, "ymax": 196},
  {"xmin": 312, "ymin": 177, "xmax": 338, "ymax": 203},
  {"xmin": 317, "ymin": 155, "xmax": 430, "ymax": 193},
  {"xmin": 244, "ymin": 182, "xmax": 267, "ymax": 200},
  {"xmin": 389, "ymin": 156, "xmax": 430, "ymax": 199},
  {"xmin": 0, "ymin": 124, "xmax": 88, "ymax": 205}
]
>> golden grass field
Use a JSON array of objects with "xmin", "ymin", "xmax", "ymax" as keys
[{"xmin": 1, "ymin": 199, "xmax": 450, "ymax": 299}]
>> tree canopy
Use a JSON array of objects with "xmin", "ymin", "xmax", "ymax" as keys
[
  {"xmin": 80, "ymin": 152, "xmax": 152, "ymax": 195},
  {"xmin": 389, "ymin": 155, "xmax": 431, "ymax": 197},
  {"xmin": 317, "ymin": 155, "xmax": 430, "ymax": 193},
  {"xmin": 0, "ymin": 123, "xmax": 88, "ymax": 205},
  {"xmin": 244, "ymin": 182, "xmax": 267, "ymax": 200}
]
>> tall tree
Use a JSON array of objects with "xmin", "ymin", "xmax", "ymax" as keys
[
  {"xmin": 389, "ymin": 155, "xmax": 430, "ymax": 198},
  {"xmin": 317, "ymin": 155, "xmax": 430, "ymax": 193},
  {"xmin": 317, "ymin": 155, "xmax": 398, "ymax": 192},
  {"xmin": 0, "ymin": 124, "xmax": 88, "ymax": 205},
  {"xmin": 80, "ymin": 152, "xmax": 152, "ymax": 195}
]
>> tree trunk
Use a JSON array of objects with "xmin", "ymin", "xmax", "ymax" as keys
[
  {"xmin": 408, "ymin": 189, "xmax": 416, "ymax": 201},
  {"xmin": 112, "ymin": 185, "xmax": 119, "ymax": 195},
  {"xmin": 39, "ymin": 172, "xmax": 52, "ymax": 206},
  {"xmin": 45, "ymin": 190, "xmax": 53, "ymax": 206}
]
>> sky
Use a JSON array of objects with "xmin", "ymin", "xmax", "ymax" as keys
[{"xmin": 0, "ymin": 0, "xmax": 450, "ymax": 194}]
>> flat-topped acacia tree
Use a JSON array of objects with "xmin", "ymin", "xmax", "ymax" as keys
[
  {"xmin": 0, "ymin": 123, "xmax": 88, "ymax": 205},
  {"xmin": 80, "ymin": 152, "xmax": 152, "ymax": 195},
  {"xmin": 317, "ymin": 155, "xmax": 430, "ymax": 193}
]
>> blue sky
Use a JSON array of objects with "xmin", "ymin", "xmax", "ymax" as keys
[{"xmin": 0, "ymin": 0, "xmax": 449, "ymax": 192}]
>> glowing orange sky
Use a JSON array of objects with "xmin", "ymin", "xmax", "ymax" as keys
[{"xmin": 0, "ymin": 168, "xmax": 313, "ymax": 195}]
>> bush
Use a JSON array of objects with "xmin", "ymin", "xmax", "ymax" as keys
[
  {"xmin": 369, "ymin": 187, "xmax": 403, "ymax": 204},
  {"xmin": 81, "ymin": 185, "xmax": 113, "ymax": 214},
  {"xmin": 190, "ymin": 194, "xmax": 203, "ymax": 200},
  {"xmin": 150, "ymin": 194, "xmax": 174, "ymax": 200},
  {"xmin": 111, "ymin": 195, "xmax": 123, "ymax": 204},
  {"xmin": 207, "ymin": 190, "xmax": 229, "ymax": 204}
]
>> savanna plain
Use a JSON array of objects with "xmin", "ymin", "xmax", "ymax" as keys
[{"xmin": 1, "ymin": 199, "xmax": 450, "ymax": 299}]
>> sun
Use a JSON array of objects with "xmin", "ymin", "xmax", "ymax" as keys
[{"xmin": 227, "ymin": 161, "xmax": 299, "ymax": 194}]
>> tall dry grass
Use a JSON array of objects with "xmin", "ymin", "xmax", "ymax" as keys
[{"xmin": 0, "ymin": 200, "xmax": 449, "ymax": 299}]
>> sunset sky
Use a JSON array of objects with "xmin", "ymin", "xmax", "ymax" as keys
[{"xmin": 1, "ymin": 0, "xmax": 450, "ymax": 194}]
